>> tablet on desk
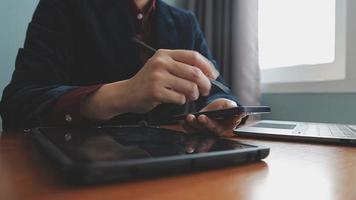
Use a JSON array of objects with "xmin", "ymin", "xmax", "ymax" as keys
[{"xmin": 32, "ymin": 126, "xmax": 269, "ymax": 184}]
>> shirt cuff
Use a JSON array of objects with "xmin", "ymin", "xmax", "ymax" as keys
[{"xmin": 52, "ymin": 84, "xmax": 103, "ymax": 126}]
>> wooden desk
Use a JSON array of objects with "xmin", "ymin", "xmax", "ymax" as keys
[{"xmin": 1, "ymin": 131, "xmax": 356, "ymax": 200}]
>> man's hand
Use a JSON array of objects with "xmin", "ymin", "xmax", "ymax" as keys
[
  {"xmin": 80, "ymin": 49, "xmax": 219, "ymax": 120},
  {"xmin": 182, "ymin": 98, "xmax": 246, "ymax": 137},
  {"xmin": 125, "ymin": 49, "xmax": 219, "ymax": 113}
]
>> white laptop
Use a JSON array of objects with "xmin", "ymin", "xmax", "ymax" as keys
[{"xmin": 235, "ymin": 120, "xmax": 356, "ymax": 146}]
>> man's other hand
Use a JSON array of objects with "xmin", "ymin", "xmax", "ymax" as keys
[{"xmin": 182, "ymin": 98, "xmax": 246, "ymax": 137}]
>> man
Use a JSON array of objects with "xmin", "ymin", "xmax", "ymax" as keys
[{"xmin": 0, "ymin": 0, "xmax": 244, "ymax": 136}]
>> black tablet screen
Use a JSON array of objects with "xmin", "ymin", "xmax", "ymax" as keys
[{"xmin": 41, "ymin": 126, "xmax": 255, "ymax": 162}]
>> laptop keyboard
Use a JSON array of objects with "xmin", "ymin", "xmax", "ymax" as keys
[{"xmin": 297, "ymin": 123, "xmax": 356, "ymax": 138}]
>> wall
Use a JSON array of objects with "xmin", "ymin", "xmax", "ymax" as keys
[
  {"xmin": 261, "ymin": 93, "xmax": 356, "ymax": 124},
  {"xmin": 0, "ymin": 0, "xmax": 38, "ymax": 95},
  {"xmin": 0, "ymin": 0, "xmax": 39, "ymax": 130}
]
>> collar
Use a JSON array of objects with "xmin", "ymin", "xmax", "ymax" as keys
[{"xmin": 131, "ymin": 0, "xmax": 157, "ymax": 16}]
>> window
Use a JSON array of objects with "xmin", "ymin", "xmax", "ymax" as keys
[
  {"xmin": 259, "ymin": 0, "xmax": 351, "ymax": 93},
  {"xmin": 259, "ymin": 0, "xmax": 335, "ymax": 70}
]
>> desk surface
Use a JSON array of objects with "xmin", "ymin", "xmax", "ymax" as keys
[{"xmin": 1, "ymin": 130, "xmax": 356, "ymax": 200}]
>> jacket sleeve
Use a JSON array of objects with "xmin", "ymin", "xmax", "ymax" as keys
[
  {"xmin": 0, "ymin": 0, "xmax": 82, "ymax": 131},
  {"xmin": 188, "ymin": 12, "xmax": 240, "ymax": 110}
]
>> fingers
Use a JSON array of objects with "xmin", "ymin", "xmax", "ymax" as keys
[
  {"xmin": 153, "ymin": 87, "xmax": 187, "ymax": 105},
  {"xmin": 183, "ymin": 114, "xmax": 245, "ymax": 137},
  {"xmin": 139, "ymin": 49, "xmax": 223, "ymax": 110},
  {"xmin": 149, "ymin": 50, "xmax": 213, "ymax": 98},
  {"xmin": 183, "ymin": 114, "xmax": 223, "ymax": 135},
  {"xmin": 168, "ymin": 61, "xmax": 211, "ymax": 96},
  {"xmin": 197, "ymin": 115, "xmax": 225, "ymax": 136},
  {"xmin": 162, "ymin": 73, "xmax": 200, "ymax": 101},
  {"xmin": 201, "ymin": 98, "xmax": 237, "ymax": 111},
  {"xmin": 182, "ymin": 99, "xmax": 243, "ymax": 136},
  {"xmin": 182, "ymin": 114, "xmax": 205, "ymax": 133},
  {"xmin": 161, "ymin": 49, "xmax": 220, "ymax": 79}
]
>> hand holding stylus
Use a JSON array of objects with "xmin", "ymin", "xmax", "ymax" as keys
[
  {"xmin": 130, "ymin": 38, "xmax": 246, "ymax": 136},
  {"xmin": 126, "ymin": 49, "xmax": 219, "ymax": 113},
  {"xmin": 80, "ymin": 39, "xmax": 244, "ymax": 136},
  {"xmin": 80, "ymin": 48, "xmax": 219, "ymax": 119}
]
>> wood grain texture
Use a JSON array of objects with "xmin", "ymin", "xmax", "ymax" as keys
[{"xmin": 1, "ymin": 131, "xmax": 356, "ymax": 200}]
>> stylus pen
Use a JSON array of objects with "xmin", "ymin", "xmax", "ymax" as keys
[{"xmin": 131, "ymin": 37, "xmax": 231, "ymax": 94}]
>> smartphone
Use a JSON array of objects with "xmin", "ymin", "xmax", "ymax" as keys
[{"xmin": 160, "ymin": 106, "xmax": 271, "ymax": 123}]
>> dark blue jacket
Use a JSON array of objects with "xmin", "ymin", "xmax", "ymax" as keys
[{"xmin": 0, "ymin": 0, "xmax": 238, "ymax": 131}]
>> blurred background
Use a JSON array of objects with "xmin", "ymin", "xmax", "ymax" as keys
[{"xmin": 1, "ymin": 0, "xmax": 355, "ymax": 130}]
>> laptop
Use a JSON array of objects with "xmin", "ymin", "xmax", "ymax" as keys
[
  {"xmin": 235, "ymin": 120, "xmax": 356, "ymax": 146},
  {"xmin": 32, "ymin": 125, "xmax": 269, "ymax": 184}
]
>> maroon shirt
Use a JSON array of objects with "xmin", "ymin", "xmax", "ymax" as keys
[{"xmin": 53, "ymin": 0, "xmax": 156, "ymax": 124}]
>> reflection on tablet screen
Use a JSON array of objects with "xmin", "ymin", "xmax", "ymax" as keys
[{"xmin": 43, "ymin": 127, "xmax": 254, "ymax": 162}]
